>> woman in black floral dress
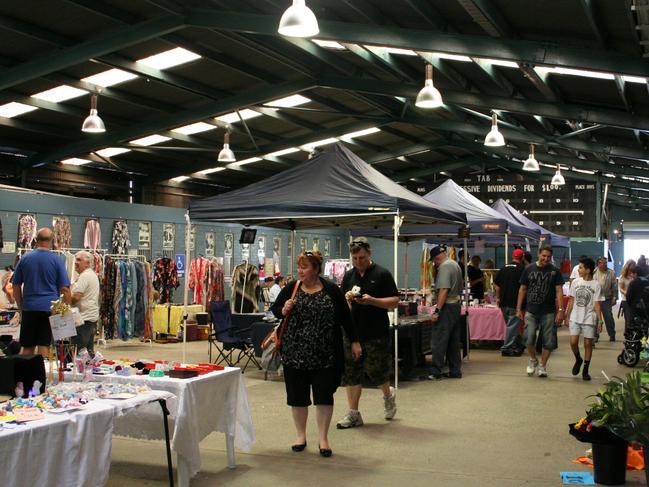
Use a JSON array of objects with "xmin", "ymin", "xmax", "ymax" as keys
[{"xmin": 272, "ymin": 251, "xmax": 361, "ymax": 457}]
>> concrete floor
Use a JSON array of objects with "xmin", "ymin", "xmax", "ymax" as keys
[{"xmin": 103, "ymin": 318, "xmax": 648, "ymax": 487}]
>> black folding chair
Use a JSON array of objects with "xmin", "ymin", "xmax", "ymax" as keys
[{"xmin": 209, "ymin": 301, "xmax": 261, "ymax": 373}]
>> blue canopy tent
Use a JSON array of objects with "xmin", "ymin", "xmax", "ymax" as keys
[{"xmin": 491, "ymin": 198, "xmax": 571, "ymax": 248}]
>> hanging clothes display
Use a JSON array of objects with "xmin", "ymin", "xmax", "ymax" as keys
[
  {"xmin": 52, "ymin": 216, "xmax": 72, "ymax": 250},
  {"xmin": 17, "ymin": 214, "xmax": 37, "ymax": 249},
  {"xmin": 231, "ymin": 262, "xmax": 259, "ymax": 313},
  {"xmin": 206, "ymin": 258, "xmax": 225, "ymax": 304},
  {"xmin": 152, "ymin": 257, "xmax": 179, "ymax": 304},
  {"xmin": 323, "ymin": 259, "xmax": 352, "ymax": 286},
  {"xmin": 84, "ymin": 219, "xmax": 101, "ymax": 251},
  {"xmin": 188, "ymin": 256, "xmax": 210, "ymax": 305},
  {"xmin": 111, "ymin": 220, "xmax": 130, "ymax": 254}
]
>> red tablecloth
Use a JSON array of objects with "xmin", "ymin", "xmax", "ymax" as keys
[{"xmin": 464, "ymin": 306, "xmax": 506, "ymax": 340}]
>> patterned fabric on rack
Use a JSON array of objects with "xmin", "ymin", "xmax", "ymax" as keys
[
  {"xmin": 206, "ymin": 258, "xmax": 225, "ymax": 303},
  {"xmin": 230, "ymin": 263, "xmax": 259, "ymax": 313},
  {"xmin": 17, "ymin": 214, "xmax": 37, "ymax": 249},
  {"xmin": 153, "ymin": 257, "xmax": 179, "ymax": 304},
  {"xmin": 100, "ymin": 257, "xmax": 117, "ymax": 339},
  {"xmin": 52, "ymin": 216, "xmax": 71, "ymax": 250},
  {"xmin": 188, "ymin": 256, "xmax": 210, "ymax": 305},
  {"xmin": 84, "ymin": 219, "xmax": 101, "ymax": 251},
  {"xmin": 111, "ymin": 220, "xmax": 130, "ymax": 254},
  {"xmin": 113, "ymin": 263, "xmax": 123, "ymax": 339}
]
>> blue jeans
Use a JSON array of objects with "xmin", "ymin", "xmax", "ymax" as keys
[
  {"xmin": 500, "ymin": 307, "xmax": 523, "ymax": 351},
  {"xmin": 600, "ymin": 299, "xmax": 616, "ymax": 339},
  {"xmin": 430, "ymin": 302, "xmax": 462, "ymax": 377},
  {"xmin": 524, "ymin": 312, "xmax": 556, "ymax": 352}
]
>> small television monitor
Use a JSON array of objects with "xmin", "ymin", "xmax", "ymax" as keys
[{"xmin": 239, "ymin": 228, "xmax": 257, "ymax": 244}]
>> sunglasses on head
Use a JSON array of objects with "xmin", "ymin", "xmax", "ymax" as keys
[{"xmin": 349, "ymin": 240, "xmax": 370, "ymax": 250}]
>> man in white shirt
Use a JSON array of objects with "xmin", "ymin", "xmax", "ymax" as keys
[
  {"xmin": 71, "ymin": 251, "xmax": 100, "ymax": 354},
  {"xmin": 269, "ymin": 276, "xmax": 285, "ymax": 304}
]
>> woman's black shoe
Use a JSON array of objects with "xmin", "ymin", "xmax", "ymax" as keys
[
  {"xmin": 291, "ymin": 442, "xmax": 307, "ymax": 452},
  {"xmin": 319, "ymin": 444, "xmax": 332, "ymax": 457}
]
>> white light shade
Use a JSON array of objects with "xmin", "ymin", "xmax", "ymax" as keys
[
  {"xmin": 278, "ymin": 0, "xmax": 319, "ymax": 37},
  {"xmin": 217, "ymin": 132, "xmax": 235, "ymax": 162},
  {"xmin": 484, "ymin": 113, "xmax": 505, "ymax": 147},
  {"xmin": 551, "ymin": 166, "xmax": 565, "ymax": 185},
  {"xmin": 522, "ymin": 144, "xmax": 540, "ymax": 171},
  {"xmin": 415, "ymin": 64, "xmax": 443, "ymax": 108},
  {"xmin": 82, "ymin": 95, "xmax": 105, "ymax": 133}
]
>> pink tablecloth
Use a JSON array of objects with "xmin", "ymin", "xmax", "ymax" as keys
[{"xmin": 465, "ymin": 306, "xmax": 506, "ymax": 340}]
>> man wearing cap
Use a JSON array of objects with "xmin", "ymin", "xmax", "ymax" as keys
[
  {"xmin": 337, "ymin": 237, "xmax": 399, "ymax": 429},
  {"xmin": 429, "ymin": 245, "xmax": 464, "ymax": 380},
  {"xmin": 494, "ymin": 249, "xmax": 526, "ymax": 356},
  {"xmin": 516, "ymin": 245, "xmax": 565, "ymax": 378}
]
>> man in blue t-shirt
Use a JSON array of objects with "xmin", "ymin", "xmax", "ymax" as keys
[
  {"xmin": 12, "ymin": 228, "xmax": 71, "ymax": 357},
  {"xmin": 516, "ymin": 245, "xmax": 565, "ymax": 378}
]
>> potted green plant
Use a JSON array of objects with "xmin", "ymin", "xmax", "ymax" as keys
[{"xmin": 573, "ymin": 371, "xmax": 649, "ymax": 485}]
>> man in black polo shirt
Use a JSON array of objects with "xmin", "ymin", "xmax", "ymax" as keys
[
  {"xmin": 494, "ymin": 249, "xmax": 526, "ymax": 356},
  {"xmin": 337, "ymin": 237, "xmax": 399, "ymax": 429}
]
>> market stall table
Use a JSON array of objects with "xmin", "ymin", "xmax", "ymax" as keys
[
  {"xmin": 463, "ymin": 306, "xmax": 506, "ymax": 341},
  {"xmin": 74, "ymin": 366, "xmax": 255, "ymax": 487},
  {"xmin": 0, "ymin": 389, "xmax": 174, "ymax": 487}
]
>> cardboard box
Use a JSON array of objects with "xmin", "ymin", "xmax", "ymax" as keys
[{"xmin": 197, "ymin": 325, "xmax": 210, "ymax": 341}]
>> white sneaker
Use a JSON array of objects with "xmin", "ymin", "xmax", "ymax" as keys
[
  {"xmin": 526, "ymin": 358, "xmax": 539, "ymax": 376},
  {"xmin": 537, "ymin": 365, "xmax": 548, "ymax": 378},
  {"xmin": 383, "ymin": 387, "xmax": 397, "ymax": 420},
  {"xmin": 336, "ymin": 410, "xmax": 364, "ymax": 429}
]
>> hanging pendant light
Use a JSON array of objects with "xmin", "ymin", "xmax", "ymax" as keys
[
  {"xmin": 483, "ymin": 113, "xmax": 505, "ymax": 147},
  {"xmin": 217, "ymin": 130, "xmax": 236, "ymax": 162},
  {"xmin": 415, "ymin": 64, "xmax": 443, "ymax": 109},
  {"xmin": 551, "ymin": 164, "xmax": 565, "ymax": 185},
  {"xmin": 278, "ymin": 0, "xmax": 319, "ymax": 37},
  {"xmin": 81, "ymin": 94, "xmax": 106, "ymax": 133},
  {"xmin": 522, "ymin": 144, "xmax": 540, "ymax": 171}
]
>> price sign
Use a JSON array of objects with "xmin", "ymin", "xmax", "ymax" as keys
[{"xmin": 49, "ymin": 313, "xmax": 77, "ymax": 340}]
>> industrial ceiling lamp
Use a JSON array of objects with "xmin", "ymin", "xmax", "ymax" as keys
[
  {"xmin": 81, "ymin": 94, "xmax": 106, "ymax": 133},
  {"xmin": 483, "ymin": 113, "xmax": 505, "ymax": 147},
  {"xmin": 217, "ymin": 129, "xmax": 236, "ymax": 162},
  {"xmin": 522, "ymin": 144, "xmax": 540, "ymax": 171},
  {"xmin": 415, "ymin": 64, "xmax": 443, "ymax": 109},
  {"xmin": 278, "ymin": 0, "xmax": 319, "ymax": 37},
  {"xmin": 551, "ymin": 164, "xmax": 566, "ymax": 185}
]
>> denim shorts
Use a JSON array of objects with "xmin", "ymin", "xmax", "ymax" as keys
[{"xmin": 524, "ymin": 312, "xmax": 557, "ymax": 351}]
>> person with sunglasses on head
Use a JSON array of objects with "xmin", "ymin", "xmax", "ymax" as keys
[
  {"xmin": 336, "ymin": 237, "xmax": 400, "ymax": 429},
  {"xmin": 271, "ymin": 250, "xmax": 360, "ymax": 457}
]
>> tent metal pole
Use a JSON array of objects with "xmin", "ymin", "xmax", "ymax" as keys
[
  {"xmin": 291, "ymin": 230, "xmax": 296, "ymax": 278},
  {"xmin": 182, "ymin": 212, "xmax": 191, "ymax": 364},
  {"xmin": 404, "ymin": 241, "xmax": 409, "ymax": 289},
  {"xmin": 240, "ymin": 258, "xmax": 248, "ymax": 314},
  {"xmin": 504, "ymin": 232, "xmax": 509, "ymax": 265},
  {"xmin": 393, "ymin": 213, "xmax": 399, "ymax": 391},
  {"xmin": 464, "ymin": 236, "xmax": 470, "ymax": 360}
]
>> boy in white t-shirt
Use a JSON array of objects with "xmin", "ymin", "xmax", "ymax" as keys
[{"xmin": 565, "ymin": 257, "xmax": 603, "ymax": 381}]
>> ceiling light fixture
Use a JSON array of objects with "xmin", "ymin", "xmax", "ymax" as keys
[
  {"xmin": 278, "ymin": 0, "xmax": 319, "ymax": 37},
  {"xmin": 483, "ymin": 113, "xmax": 505, "ymax": 147},
  {"xmin": 551, "ymin": 165, "xmax": 566, "ymax": 186},
  {"xmin": 217, "ymin": 129, "xmax": 236, "ymax": 162},
  {"xmin": 522, "ymin": 144, "xmax": 540, "ymax": 171},
  {"xmin": 415, "ymin": 64, "xmax": 443, "ymax": 108},
  {"xmin": 81, "ymin": 94, "xmax": 106, "ymax": 133}
]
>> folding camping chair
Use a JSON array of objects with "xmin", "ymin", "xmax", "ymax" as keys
[{"xmin": 209, "ymin": 300, "xmax": 261, "ymax": 373}]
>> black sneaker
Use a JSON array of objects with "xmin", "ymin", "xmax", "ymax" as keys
[
  {"xmin": 443, "ymin": 372, "xmax": 462, "ymax": 379},
  {"xmin": 572, "ymin": 356, "xmax": 583, "ymax": 376}
]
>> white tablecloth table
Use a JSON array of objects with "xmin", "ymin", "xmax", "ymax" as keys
[
  {"xmin": 0, "ymin": 390, "xmax": 174, "ymax": 487},
  {"xmin": 80, "ymin": 367, "xmax": 255, "ymax": 487}
]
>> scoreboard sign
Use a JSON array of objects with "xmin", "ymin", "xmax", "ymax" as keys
[{"xmin": 407, "ymin": 174, "xmax": 597, "ymax": 237}]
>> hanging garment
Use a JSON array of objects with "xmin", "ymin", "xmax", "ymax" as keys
[
  {"xmin": 231, "ymin": 263, "xmax": 259, "ymax": 313},
  {"xmin": 134, "ymin": 261, "xmax": 147, "ymax": 336},
  {"xmin": 111, "ymin": 220, "xmax": 130, "ymax": 254},
  {"xmin": 153, "ymin": 257, "xmax": 179, "ymax": 304},
  {"xmin": 143, "ymin": 261, "xmax": 153, "ymax": 340},
  {"xmin": 188, "ymin": 256, "xmax": 210, "ymax": 305},
  {"xmin": 100, "ymin": 257, "xmax": 116, "ymax": 339},
  {"xmin": 17, "ymin": 214, "xmax": 37, "ymax": 249},
  {"xmin": 206, "ymin": 258, "xmax": 225, "ymax": 303},
  {"xmin": 84, "ymin": 219, "xmax": 101, "ymax": 251},
  {"xmin": 52, "ymin": 216, "xmax": 71, "ymax": 250}
]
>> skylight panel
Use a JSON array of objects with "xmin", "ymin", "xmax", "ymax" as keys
[
  {"xmin": 130, "ymin": 134, "xmax": 171, "ymax": 146},
  {"xmin": 95, "ymin": 147, "xmax": 131, "ymax": 157},
  {"xmin": 366, "ymin": 46, "xmax": 417, "ymax": 56},
  {"xmin": 197, "ymin": 167, "xmax": 226, "ymax": 175},
  {"xmin": 264, "ymin": 95, "xmax": 311, "ymax": 108},
  {"xmin": 265, "ymin": 148, "xmax": 300, "ymax": 158},
  {"xmin": 536, "ymin": 67, "xmax": 614, "ymax": 80},
  {"xmin": 301, "ymin": 137, "xmax": 338, "ymax": 150},
  {"xmin": 313, "ymin": 40, "xmax": 346, "ymax": 50},
  {"xmin": 61, "ymin": 158, "xmax": 91, "ymax": 166},
  {"xmin": 430, "ymin": 52, "xmax": 472, "ymax": 62},
  {"xmin": 82, "ymin": 69, "xmax": 138, "ymax": 87},
  {"xmin": 623, "ymin": 75, "xmax": 646, "ymax": 84},
  {"xmin": 481, "ymin": 59, "xmax": 518, "ymax": 68},
  {"xmin": 0, "ymin": 102, "xmax": 38, "ymax": 118},
  {"xmin": 339, "ymin": 127, "xmax": 380, "ymax": 139},
  {"xmin": 227, "ymin": 157, "xmax": 262, "ymax": 168},
  {"xmin": 137, "ymin": 47, "xmax": 201, "ymax": 70},
  {"xmin": 32, "ymin": 85, "xmax": 87, "ymax": 103},
  {"xmin": 171, "ymin": 176, "xmax": 190, "ymax": 182},
  {"xmin": 171, "ymin": 122, "xmax": 216, "ymax": 135},
  {"xmin": 214, "ymin": 109, "xmax": 262, "ymax": 125}
]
